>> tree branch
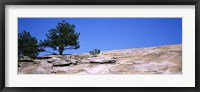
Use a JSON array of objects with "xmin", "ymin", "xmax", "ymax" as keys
[
  {"xmin": 43, "ymin": 50, "xmax": 57, "ymax": 55},
  {"xmin": 64, "ymin": 46, "xmax": 76, "ymax": 50}
]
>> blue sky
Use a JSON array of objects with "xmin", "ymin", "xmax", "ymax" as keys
[{"xmin": 18, "ymin": 18, "xmax": 182, "ymax": 56}]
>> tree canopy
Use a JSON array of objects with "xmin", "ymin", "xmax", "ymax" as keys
[
  {"xmin": 40, "ymin": 20, "xmax": 80, "ymax": 55},
  {"xmin": 18, "ymin": 30, "xmax": 42, "ymax": 58}
]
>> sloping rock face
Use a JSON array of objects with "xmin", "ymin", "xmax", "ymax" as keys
[
  {"xmin": 103, "ymin": 44, "xmax": 182, "ymax": 74},
  {"xmin": 18, "ymin": 44, "xmax": 182, "ymax": 74}
]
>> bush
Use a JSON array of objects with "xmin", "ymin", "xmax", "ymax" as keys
[{"xmin": 89, "ymin": 49, "xmax": 100, "ymax": 57}]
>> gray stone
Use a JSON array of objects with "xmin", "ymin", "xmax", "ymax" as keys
[
  {"xmin": 18, "ymin": 61, "xmax": 53, "ymax": 74},
  {"xmin": 62, "ymin": 55, "xmax": 76, "ymax": 60},
  {"xmin": 52, "ymin": 59, "xmax": 72, "ymax": 66},
  {"xmin": 80, "ymin": 59, "xmax": 90, "ymax": 63},
  {"xmin": 102, "ymin": 59, "xmax": 116, "ymax": 64},
  {"xmin": 47, "ymin": 59, "xmax": 54, "ymax": 63},
  {"xmin": 67, "ymin": 59, "xmax": 79, "ymax": 65},
  {"xmin": 37, "ymin": 56, "xmax": 52, "ymax": 59},
  {"xmin": 18, "ymin": 55, "xmax": 33, "ymax": 62},
  {"xmin": 88, "ymin": 56, "xmax": 116, "ymax": 64},
  {"xmin": 18, "ymin": 62, "xmax": 34, "ymax": 68},
  {"xmin": 34, "ymin": 60, "xmax": 42, "ymax": 64}
]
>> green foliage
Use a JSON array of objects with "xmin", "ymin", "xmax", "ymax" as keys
[
  {"xmin": 40, "ymin": 20, "xmax": 80, "ymax": 55},
  {"xmin": 18, "ymin": 30, "xmax": 43, "ymax": 58},
  {"xmin": 89, "ymin": 49, "xmax": 100, "ymax": 57}
]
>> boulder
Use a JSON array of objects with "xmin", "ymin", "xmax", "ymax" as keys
[
  {"xmin": 52, "ymin": 59, "xmax": 72, "ymax": 66},
  {"xmin": 18, "ymin": 55, "xmax": 33, "ymax": 62},
  {"xmin": 67, "ymin": 59, "xmax": 79, "ymax": 65},
  {"xmin": 18, "ymin": 62, "xmax": 34, "ymax": 68},
  {"xmin": 47, "ymin": 59, "xmax": 54, "ymax": 63},
  {"xmin": 90, "ymin": 59, "xmax": 116, "ymax": 64},
  {"xmin": 37, "ymin": 56, "xmax": 52, "ymax": 59},
  {"xmin": 18, "ymin": 62, "xmax": 53, "ymax": 74},
  {"xmin": 88, "ymin": 56, "xmax": 116, "ymax": 64},
  {"xmin": 80, "ymin": 59, "xmax": 90, "ymax": 63},
  {"xmin": 34, "ymin": 60, "xmax": 42, "ymax": 64},
  {"xmin": 102, "ymin": 59, "xmax": 116, "ymax": 63},
  {"xmin": 62, "ymin": 55, "xmax": 75, "ymax": 59}
]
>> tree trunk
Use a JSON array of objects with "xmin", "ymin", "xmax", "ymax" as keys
[
  {"xmin": 59, "ymin": 50, "xmax": 63, "ymax": 55},
  {"xmin": 59, "ymin": 46, "xmax": 64, "ymax": 55}
]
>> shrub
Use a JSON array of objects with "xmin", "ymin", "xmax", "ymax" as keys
[{"xmin": 89, "ymin": 49, "xmax": 100, "ymax": 57}]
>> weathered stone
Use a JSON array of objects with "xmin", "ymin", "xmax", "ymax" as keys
[
  {"xmin": 18, "ymin": 61, "xmax": 53, "ymax": 74},
  {"xmin": 80, "ymin": 59, "xmax": 90, "ymax": 63},
  {"xmin": 18, "ymin": 55, "xmax": 33, "ymax": 62},
  {"xmin": 34, "ymin": 60, "xmax": 42, "ymax": 64},
  {"xmin": 61, "ymin": 55, "xmax": 77, "ymax": 61},
  {"xmin": 18, "ymin": 62, "xmax": 34, "ymax": 68},
  {"xmin": 101, "ymin": 59, "xmax": 116, "ymax": 64},
  {"xmin": 88, "ymin": 56, "xmax": 116, "ymax": 64},
  {"xmin": 52, "ymin": 59, "xmax": 72, "ymax": 66},
  {"xmin": 18, "ymin": 44, "xmax": 182, "ymax": 74},
  {"xmin": 67, "ymin": 59, "xmax": 79, "ymax": 65},
  {"xmin": 47, "ymin": 59, "xmax": 54, "ymax": 63},
  {"xmin": 37, "ymin": 55, "xmax": 54, "ymax": 59},
  {"xmin": 90, "ymin": 59, "xmax": 116, "ymax": 64}
]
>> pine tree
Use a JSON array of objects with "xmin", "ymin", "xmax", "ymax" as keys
[
  {"xmin": 18, "ymin": 30, "xmax": 42, "ymax": 58},
  {"xmin": 40, "ymin": 20, "xmax": 80, "ymax": 55}
]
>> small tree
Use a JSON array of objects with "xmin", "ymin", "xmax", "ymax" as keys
[
  {"xmin": 18, "ymin": 30, "xmax": 42, "ymax": 58},
  {"xmin": 89, "ymin": 49, "xmax": 100, "ymax": 57},
  {"xmin": 40, "ymin": 20, "xmax": 80, "ymax": 55}
]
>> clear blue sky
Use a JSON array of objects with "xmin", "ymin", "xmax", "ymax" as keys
[{"xmin": 18, "ymin": 18, "xmax": 182, "ymax": 56}]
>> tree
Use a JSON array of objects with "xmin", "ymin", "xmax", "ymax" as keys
[
  {"xmin": 18, "ymin": 30, "xmax": 42, "ymax": 58},
  {"xmin": 40, "ymin": 20, "xmax": 80, "ymax": 55},
  {"xmin": 89, "ymin": 49, "xmax": 100, "ymax": 57}
]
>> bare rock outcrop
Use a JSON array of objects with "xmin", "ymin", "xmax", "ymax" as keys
[
  {"xmin": 88, "ymin": 57, "xmax": 116, "ymax": 64},
  {"xmin": 18, "ymin": 55, "xmax": 33, "ymax": 62},
  {"xmin": 18, "ymin": 44, "xmax": 182, "ymax": 74},
  {"xmin": 18, "ymin": 60, "xmax": 53, "ymax": 74}
]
